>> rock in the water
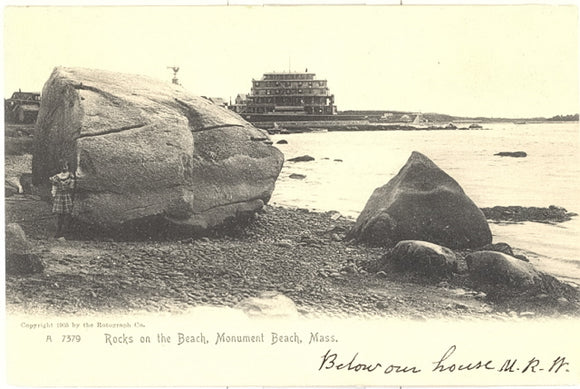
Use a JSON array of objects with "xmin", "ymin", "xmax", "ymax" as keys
[
  {"xmin": 288, "ymin": 155, "xmax": 315, "ymax": 162},
  {"xmin": 466, "ymin": 251, "xmax": 540, "ymax": 288},
  {"xmin": 480, "ymin": 205, "xmax": 575, "ymax": 223},
  {"xmin": 32, "ymin": 67, "xmax": 284, "ymax": 230},
  {"xmin": 236, "ymin": 291, "xmax": 298, "ymax": 318},
  {"xmin": 347, "ymin": 151, "xmax": 492, "ymax": 248},
  {"xmin": 5, "ymin": 223, "xmax": 45, "ymax": 275},
  {"xmin": 276, "ymin": 139, "xmax": 288, "ymax": 144},
  {"xmin": 289, "ymin": 173, "xmax": 306, "ymax": 180},
  {"xmin": 494, "ymin": 151, "xmax": 527, "ymax": 158},
  {"xmin": 384, "ymin": 240, "xmax": 458, "ymax": 276}
]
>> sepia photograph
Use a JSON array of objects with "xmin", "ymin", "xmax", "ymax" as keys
[{"xmin": 2, "ymin": 2, "xmax": 580, "ymax": 387}]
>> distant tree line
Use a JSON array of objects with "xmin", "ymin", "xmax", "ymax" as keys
[{"xmin": 547, "ymin": 113, "xmax": 579, "ymax": 121}]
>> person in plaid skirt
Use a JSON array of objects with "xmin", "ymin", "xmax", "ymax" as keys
[{"xmin": 50, "ymin": 160, "xmax": 75, "ymax": 238}]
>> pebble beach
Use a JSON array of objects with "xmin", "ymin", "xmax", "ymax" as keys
[{"xmin": 5, "ymin": 197, "xmax": 580, "ymax": 319}]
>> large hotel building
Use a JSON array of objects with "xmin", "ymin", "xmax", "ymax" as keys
[{"xmin": 233, "ymin": 70, "xmax": 337, "ymax": 115}]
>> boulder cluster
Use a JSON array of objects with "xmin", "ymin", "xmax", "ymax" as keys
[{"xmin": 348, "ymin": 151, "xmax": 560, "ymax": 293}]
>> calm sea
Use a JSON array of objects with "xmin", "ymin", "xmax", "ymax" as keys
[{"xmin": 269, "ymin": 122, "xmax": 580, "ymax": 285}]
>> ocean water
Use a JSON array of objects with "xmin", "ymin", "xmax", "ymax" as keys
[{"xmin": 269, "ymin": 122, "xmax": 580, "ymax": 285}]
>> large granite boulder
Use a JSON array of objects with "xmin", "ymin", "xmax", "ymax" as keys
[
  {"xmin": 465, "ymin": 251, "xmax": 540, "ymax": 288},
  {"xmin": 32, "ymin": 67, "xmax": 284, "ymax": 230},
  {"xmin": 383, "ymin": 240, "xmax": 458, "ymax": 276},
  {"xmin": 347, "ymin": 151, "xmax": 491, "ymax": 249},
  {"xmin": 5, "ymin": 223, "xmax": 45, "ymax": 275}
]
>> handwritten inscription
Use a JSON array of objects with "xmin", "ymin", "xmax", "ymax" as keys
[
  {"xmin": 318, "ymin": 346, "xmax": 570, "ymax": 375},
  {"xmin": 319, "ymin": 349, "xmax": 421, "ymax": 374},
  {"xmin": 432, "ymin": 345, "xmax": 570, "ymax": 374},
  {"xmin": 432, "ymin": 345, "xmax": 495, "ymax": 372}
]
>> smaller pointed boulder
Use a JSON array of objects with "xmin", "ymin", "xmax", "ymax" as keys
[{"xmin": 347, "ymin": 151, "xmax": 491, "ymax": 249}]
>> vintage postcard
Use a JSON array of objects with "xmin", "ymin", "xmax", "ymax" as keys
[{"xmin": 2, "ymin": 2, "xmax": 579, "ymax": 387}]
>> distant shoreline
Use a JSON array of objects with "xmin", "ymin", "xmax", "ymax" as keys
[
  {"xmin": 241, "ymin": 111, "xmax": 579, "ymax": 127},
  {"xmin": 254, "ymin": 120, "xmax": 487, "ymax": 134},
  {"xmin": 248, "ymin": 118, "xmax": 578, "ymax": 134}
]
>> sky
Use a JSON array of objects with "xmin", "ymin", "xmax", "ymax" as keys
[{"xmin": 2, "ymin": 4, "xmax": 579, "ymax": 118}]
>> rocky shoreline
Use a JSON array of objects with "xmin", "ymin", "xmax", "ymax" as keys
[{"xmin": 5, "ymin": 198, "xmax": 580, "ymax": 319}]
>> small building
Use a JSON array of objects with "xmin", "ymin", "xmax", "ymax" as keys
[{"xmin": 231, "ymin": 93, "xmax": 248, "ymax": 113}]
